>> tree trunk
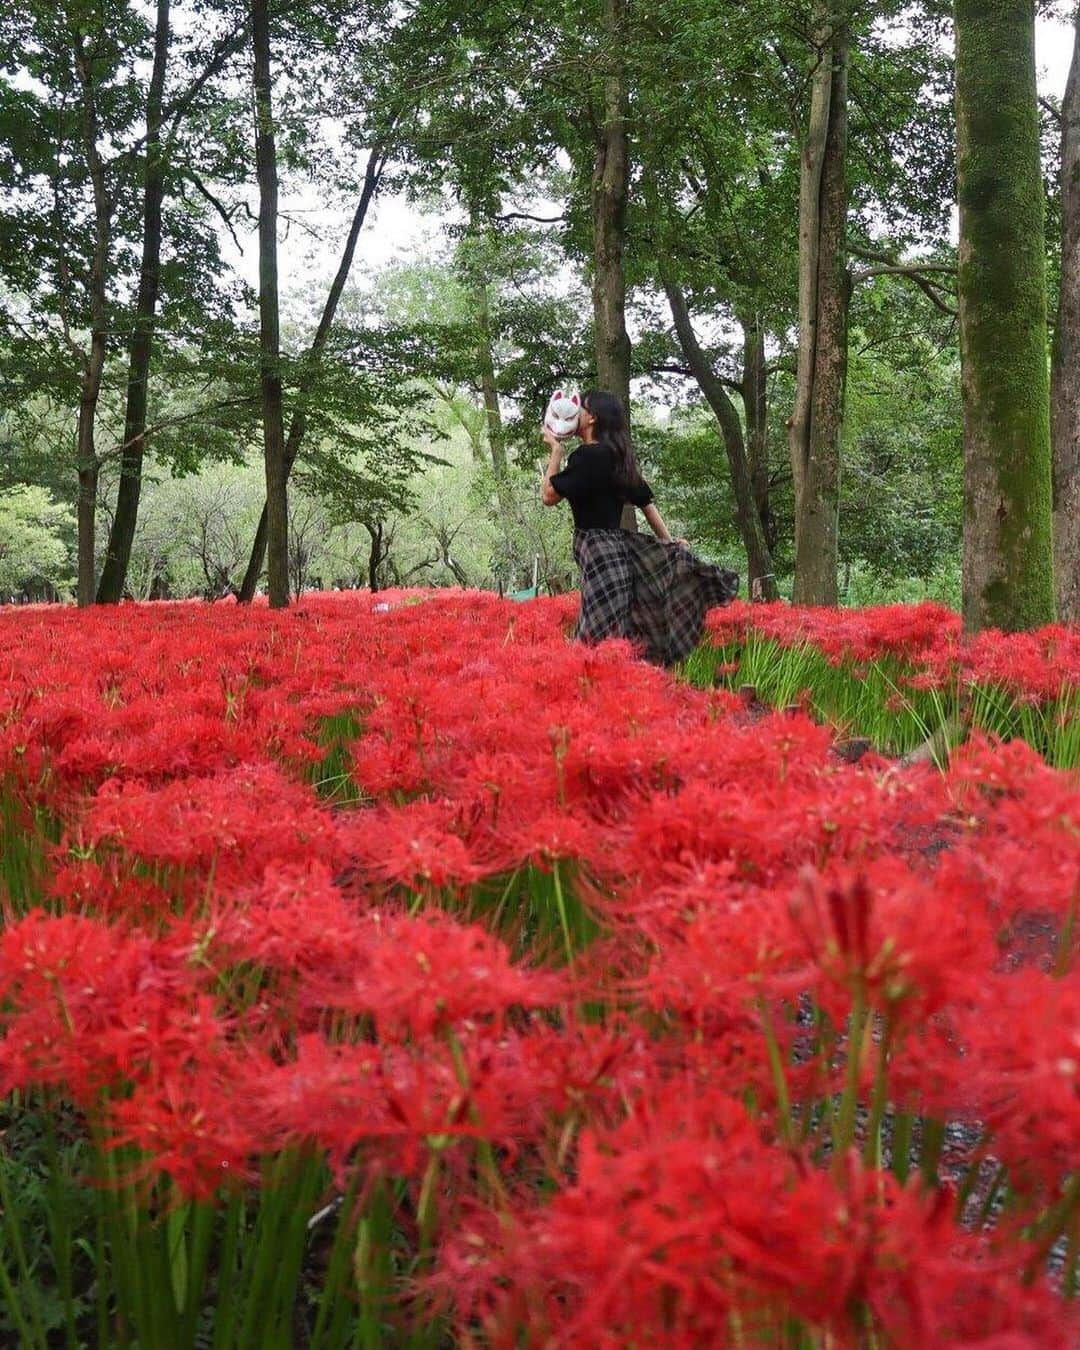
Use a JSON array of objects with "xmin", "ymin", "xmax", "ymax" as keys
[
  {"xmin": 251, "ymin": 0, "xmax": 288, "ymax": 608},
  {"xmin": 73, "ymin": 36, "xmax": 113, "ymax": 608},
  {"xmin": 466, "ymin": 250, "xmax": 522, "ymax": 587},
  {"xmin": 741, "ymin": 316, "xmax": 778, "ymax": 554},
  {"xmin": 96, "ymin": 0, "xmax": 170, "ymax": 604},
  {"xmin": 76, "ymin": 423, "xmax": 100, "ymax": 608},
  {"xmin": 238, "ymin": 143, "xmax": 387, "ymax": 602},
  {"xmin": 365, "ymin": 520, "xmax": 384, "ymax": 591},
  {"xmin": 1051, "ymin": 6, "xmax": 1080, "ymax": 623},
  {"xmin": 956, "ymin": 0, "xmax": 1055, "ymax": 631},
  {"xmin": 591, "ymin": 0, "xmax": 635, "ymax": 530},
  {"xmin": 475, "ymin": 279, "xmax": 507, "ymax": 475},
  {"xmin": 664, "ymin": 278, "xmax": 779, "ymax": 600},
  {"xmin": 787, "ymin": 6, "xmax": 850, "ymax": 606}
]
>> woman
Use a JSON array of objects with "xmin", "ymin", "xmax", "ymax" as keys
[{"xmin": 541, "ymin": 390, "xmax": 738, "ymax": 666}]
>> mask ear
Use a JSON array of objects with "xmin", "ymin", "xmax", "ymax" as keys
[
  {"xmin": 555, "ymin": 390, "xmax": 563, "ymax": 401},
  {"xmin": 571, "ymin": 394, "xmax": 580, "ymax": 405}
]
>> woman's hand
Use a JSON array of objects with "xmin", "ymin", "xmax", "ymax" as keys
[{"xmin": 540, "ymin": 427, "xmax": 565, "ymax": 507}]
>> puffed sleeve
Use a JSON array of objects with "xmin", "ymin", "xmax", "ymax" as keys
[
  {"xmin": 549, "ymin": 451, "xmax": 590, "ymax": 501},
  {"xmin": 627, "ymin": 476, "xmax": 654, "ymax": 508}
]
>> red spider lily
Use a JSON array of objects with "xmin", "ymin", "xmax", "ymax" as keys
[
  {"xmin": 294, "ymin": 910, "xmax": 569, "ymax": 1038},
  {"xmin": 704, "ymin": 599, "xmax": 1080, "ymax": 705},
  {"xmin": 784, "ymin": 856, "xmax": 992, "ymax": 1029},
  {"xmin": 247, "ymin": 1029, "xmax": 562, "ymax": 1184},
  {"xmin": 45, "ymin": 856, "xmax": 178, "ymax": 924},
  {"xmin": 948, "ymin": 968, "xmax": 1080, "ymax": 1188},
  {"xmin": 0, "ymin": 911, "xmax": 226, "ymax": 1104},
  {"xmin": 79, "ymin": 762, "xmax": 343, "ymax": 887},
  {"xmin": 104, "ymin": 1049, "xmax": 262, "ymax": 1199},
  {"xmin": 1, "ymin": 590, "xmax": 1078, "ymax": 1340},
  {"xmin": 337, "ymin": 798, "xmax": 483, "ymax": 893},
  {"xmin": 442, "ymin": 1095, "xmax": 1075, "ymax": 1348},
  {"xmin": 204, "ymin": 858, "xmax": 361, "ymax": 979}
]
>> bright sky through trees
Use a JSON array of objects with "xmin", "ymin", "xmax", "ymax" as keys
[{"xmin": 217, "ymin": 12, "xmax": 1076, "ymax": 304}]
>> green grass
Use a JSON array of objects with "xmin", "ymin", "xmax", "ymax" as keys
[{"xmin": 682, "ymin": 636, "xmax": 1078, "ymax": 768}]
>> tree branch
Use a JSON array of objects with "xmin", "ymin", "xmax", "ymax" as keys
[
  {"xmin": 851, "ymin": 264, "xmax": 958, "ymax": 316},
  {"xmin": 646, "ymin": 362, "xmax": 694, "ymax": 377},
  {"xmin": 1040, "ymin": 95, "xmax": 1062, "ymax": 126},
  {"xmin": 848, "ymin": 242, "xmax": 955, "ymax": 273},
  {"xmin": 493, "ymin": 211, "xmax": 566, "ymax": 225},
  {"xmin": 848, "ymin": 244, "xmax": 958, "ymax": 316},
  {"xmin": 185, "ymin": 172, "xmax": 244, "ymax": 252},
  {"xmin": 97, "ymin": 396, "xmax": 257, "ymax": 464}
]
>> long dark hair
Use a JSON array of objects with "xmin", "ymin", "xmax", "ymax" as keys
[{"xmin": 581, "ymin": 389, "xmax": 643, "ymax": 494}]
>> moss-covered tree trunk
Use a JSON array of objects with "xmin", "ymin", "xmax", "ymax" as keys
[
  {"xmin": 1051, "ymin": 6, "xmax": 1080, "ymax": 624},
  {"xmin": 788, "ymin": 5, "xmax": 850, "ymax": 605},
  {"xmin": 955, "ymin": 0, "xmax": 1055, "ymax": 631}
]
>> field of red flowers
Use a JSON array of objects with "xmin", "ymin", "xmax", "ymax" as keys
[{"xmin": 0, "ymin": 590, "xmax": 1077, "ymax": 1348}]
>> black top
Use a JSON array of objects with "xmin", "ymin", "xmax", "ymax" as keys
[{"xmin": 549, "ymin": 443, "xmax": 654, "ymax": 531}]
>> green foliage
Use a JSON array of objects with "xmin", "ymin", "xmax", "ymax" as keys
[
  {"xmin": 0, "ymin": 485, "xmax": 73, "ymax": 595},
  {"xmin": 839, "ymin": 279, "xmax": 964, "ymax": 584}
]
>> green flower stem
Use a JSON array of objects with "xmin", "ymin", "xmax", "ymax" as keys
[
  {"xmin": 41, "ymin": 1106, "xmax": 78, "ymax": 1350},
  {"xmin": 551, "ymin": 860, "xmax": 576, "ymax": 970},
  {"xmin": 1055, "ymin": 880, "xmax": 1078, "ymax": 978},
  {"xmin": 0, "ymin": 1260, "xmax": 40, "ymax": 1348},
  {"xmin": 309, "ymin": 1171, "xmax": 363, "ymax": 1350},
  {"xmin": 211, "ymin": 1192, "xmax": 244, "ymax": 1350},
  {"xmin": 954, "ymin": 1134, "xmax": 990, "ymax": 1216},
  {"xmin": 833, "ymin": 985, "xmax": 868, "ymax": 1164},
  {"xmin": 1064, "ymin": 1206, "xmax": 1079, "ymax": 1300},
  {"xmin": 890, "ymin": 1110, "xmax": 914, "ymax": 1185},
  {"xmin": 179, "ymin": 1200, "xmax": 217, "ymax": 1349},
  {"xmin": 757, "ymin": 995, "xmax": 794, "ymax": 1144},
  {"xmin": 920, "ymin": 1117, "xmax": 946, "ymax": 1188},
  {"xmin": 1024, "ymin": 1174, "xmax": 1080, "ymax": 1284},
  {"xmin": 863, "ymin": 1017, "xmax": 892, "ymax": 1169}
]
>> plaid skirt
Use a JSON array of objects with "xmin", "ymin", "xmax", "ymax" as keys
[{"xmin": 573, "ymin": 529, "xmax": 739, "ymax": 666}]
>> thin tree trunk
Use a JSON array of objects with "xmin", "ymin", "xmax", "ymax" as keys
[
  {"xmin": 97, "ymin": 0, "xmax": 171, "ymax": 604},
  {"xmin": 238, "ymin": 143, "xmax": 387, "ymax": 602},
  {"xmin": 1052, "ymin": 6, "xmax": 1080, "ymax": 623},
  {"xmin": 76, "ymin": 415, "xmax": 100, "ymax": 607},
  {"xmin": 788, "ymin": 6, "xmax": 850, "ymax": 606},
  {"xmin": 475, "ymin": 279, "xmax": 507, "ymax": 475},
  {"xmin": 251, "ymin": 0, "xmax": 288, "ymax": 607},
  {"xmin": 463, "ymin": 244, "xmax": 525, "ymax": 587},
  {"xmin": 365, "ymin": 520, "xmax": 384, "ymax": 591},
  {"xmin": 741, "ymin": 316, "xmax": 778, "ymax": 554},
  {"xmin": 956, "ymin": 0, "xmax": 1054, "ymax": 631},
  {"xmin": 73, "ymin": 36, "xmax": 113, "ymax": 608},
  {"xmin": 591, "ymin": 0, "xmax": 635, "ymax": 530},
  {"xmin": 664, "ymin": 279, "xmax": 779, "ymax": 600}
]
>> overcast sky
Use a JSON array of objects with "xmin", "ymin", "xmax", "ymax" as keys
[{"xmin": 237, "ymin": 14, "xmax": 1077, "ymax": 306}]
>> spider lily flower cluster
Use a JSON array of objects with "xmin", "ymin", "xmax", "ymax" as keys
[{"xmin": 0, "ymin": 590, "xmax": 1076, "ymax": 1348}]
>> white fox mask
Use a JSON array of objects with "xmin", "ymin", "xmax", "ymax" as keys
[{"xmin": 544, "ymin": 390, "xmax": 582, "ymax": 440}]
